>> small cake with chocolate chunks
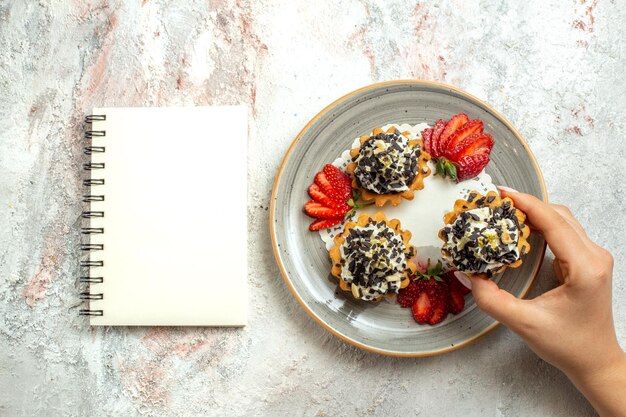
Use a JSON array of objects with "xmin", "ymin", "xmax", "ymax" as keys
[
  {"xmin": 329, "ymin": 212, "xmax": 417, "ymax": 301},
  {"xmin": 346, "ymin": 126, "xmax": 430, "ymax": 207},
  {"xmin": 438, "ymin": 190, "xmax": 531, "ymax": 278}
]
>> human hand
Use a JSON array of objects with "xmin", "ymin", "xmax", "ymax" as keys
[{"xmin": 458, "ymin": 187, "xmax": 625, "ymax": 415}]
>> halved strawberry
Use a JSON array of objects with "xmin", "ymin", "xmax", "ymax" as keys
[
  {"xmin": 421, "ymin": 128, "xmax": 433, "ymax": 155},
  {"xmin": 323, "ymin": 164, "xmax": 352, "ymax": 201},
  {"xmin": 448, "ymin": 287, "xmax": 466, "ymax": 314},
  {"xmin": 430, "ymin": 119, "xmax": 446, "ymax": 158},
  {"xmin": 442, "ymin": 119, "xmax": 484, "ymax": 157},
  {"xmin": 456, "ymin": 153, "xmax": 490, "ymax": 181},
  {"xmin": 308, "ymin": 183, "xmax": 349, "ymax": 210},
  {"xmin": 438, "ymin": 113, "xmax": 469, "ymax": 153},
  {"xmin": 304, "ymin": 201, "xmax": 346, "ymax": 219},
  {"xmin": 309, "ymin": 218, "xmax": 343, "ymax": 231},
  {"xmin": 412, "ymin": 291, "xmax": 433, "ymax": 324},
  {"xmin": 446, "ymin": 133, "xmax": 493, "ymax": 161}
]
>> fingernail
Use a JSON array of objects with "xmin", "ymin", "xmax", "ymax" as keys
[
  {"xmin": 453, "ymin": 271, "xmax": 472, "ymax": 290},
  {"xmin": 497, "ymin": 185, "xmax": 518, "ymax": 193}
]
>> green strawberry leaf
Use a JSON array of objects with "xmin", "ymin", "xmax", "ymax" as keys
[
  {"xmin": 446, "ymin": 163, "xmax": 458, "ymax": 182},
  {"xmin": 434, "ymin": 157, "xmax": 459, "ymax": 183},
  {"xmin": 435, "ymin": 158, "xmax": 446, "ymax": 176},
  {"xmin": 415, "ymin": 259, "xmax": 446, "ymax": 282}
]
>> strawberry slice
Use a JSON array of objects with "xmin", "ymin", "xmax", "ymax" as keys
[
  {"xmin": 422, "ymin": 128, "xmax": 434, "ymax": 155},
  {"xmin": 448, "ymin": 287, "xmax": 466, "ymax": 314},
  {"xmin": 456, "ymin": 153, "xmax": 490, "ymax": 181},
  {"xmin": 309, "ymin": 218, "xmax": 343, "ymax": 231},
  {"xmin": 416, "ymin": 274, "xmax": 449, "ymax": 324},
  {"xmin": 442, "ymin": 119, "xmax": 483, "ymax": 157},
  {"xmin": 446, "ymin": 133, "xmax": 493, "ymax": 161},
  {"xmin": 427, "ymin": 296, "xmax": 448, "ymax": 325},
  {"xmin": 472, "ymin": 145, "xmax": 492, "ymax": 156},
  {"xmin": 430, "ymin": 119, "xmax": 446, "ymax": 158},
  {"xmin": 323, "ymin": 164, "xmax": 352, "ymax": 201},
  {"xmin": 439, "ymin": 113, "xmax": 469, "ymax": 154},
  {"xmin": 314, "ymin": 171, "xmax": 338, "ymax": 200},
  {"xmin": 308, "ymin": 183, "xmax": 349, "ymax": 210},
  {"xmin": 304, "ymin": 201, "xmax": 346, "ymax": 219},
  {"xmin": 412, "ymin": 291, "xmax": 433, "ymax": 324}
]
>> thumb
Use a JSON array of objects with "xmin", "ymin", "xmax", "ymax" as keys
[{"xmin": 462, "ymin": 272, "xmax": 529, "ymax": 331}]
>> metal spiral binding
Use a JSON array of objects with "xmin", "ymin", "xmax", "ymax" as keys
[
  {"xmin": 80, "ymin": 114, "xmax": 106, "ymax": 317},
  {"xmin": 82, "ymin": 211, "xmax": 104, "ymax": 218}
]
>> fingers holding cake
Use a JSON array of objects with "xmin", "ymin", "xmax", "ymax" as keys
[
  {"xmin": 465, "ymin": 273, "xmax": 532, "ymax": 332},
  {"xmin": 496, "ymin": 187, "xmax": 591, "ymax": 269}
]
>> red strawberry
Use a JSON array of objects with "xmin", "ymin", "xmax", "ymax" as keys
[
  {"xmin": 412, "ymin": 279, "xmax": 449, "ymax": 325},
  {"xmin": 396, "ymin": 280, "xmax": 421, "ymax": 308},
  {"xmin": 442, "ymin": 119, "xmax": 483, "ymax": 157},
  {"xmin": 448, "ymin": 287, "xmax": 466, "ymax": 314},
  {"xmin": 304, "ymin": 201, "xmax": 346, "ymax": 219},
  {"xmin": 472, "ymin": 146, "xmax": 492, "ymax": 156},
  {"xmin": 420, "ymin": 277, "xmax": 441, "ymax": 295},
  {"xmin": 422, "ymin": 128, "xmax": 433, "ymax": 155},
  {"xmin": 323, "ymin": 164, "xmax": 352, "ymax": 201},
  {"xmin": 428, "ymin": 296, "xmax": 448, "ymax": 325},
  {"xmin": 439, "ymin": 113, "xmax": 469, "ymax": 153},
  {"xmin": 447, "ymin": 272, "xmax": 471, "ymax": 295},
  {"xmin": 309, "ymin": 218, "xmax": 343, "ymax": 231},
  {"xmin": 314, "ymin": 172, "xmax": 339, "ymax": 201},
  {"xmin": 431, "ymin": 114, "xmax": 494, "ymax": 183},
  {"xmin": 417, "ymin": 276, "xmax": 449, "ymax": 325},
  {"xmin": 456, "ymin": 154, "xmax": 490, "ymax": 181},
  {"xmin": 308, "ymin": 183, "xmax": 349, "ymax": 210},
  {"xmin": 430, "ymin": 119, "xmax": 446, "ymax": 157},
  {"xmin": 412, "ymin": 291, "xmax": 433, "ymax": 324},
  {"xmin": 446, "ymin": 133, "xmax": 493, "ymax": 161},
  {"xmin": 405, "ymin": 262, "xmax": 469, "ymax": 325},
  {"xmin": 305, "ymin": 165, "xmax": 366, "ymax": 231}
]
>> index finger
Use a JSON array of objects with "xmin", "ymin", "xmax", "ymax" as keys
[{"xmin": 497, "ymin": 187, "xmax": 589, "ymax": 262}]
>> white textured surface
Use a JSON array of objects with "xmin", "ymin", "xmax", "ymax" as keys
[{"xmin": 0, "ymin": 1, "xmax": 624, "ymax": 416}]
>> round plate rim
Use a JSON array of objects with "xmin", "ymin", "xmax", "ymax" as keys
[{"xmin": 270, "ymin": 79, "xmax": 548, "ymax": 357}]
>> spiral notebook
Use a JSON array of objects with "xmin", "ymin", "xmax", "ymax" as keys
[{"xmin": 80, "ymin": 106, "xmax": 248, "ymax": 326}]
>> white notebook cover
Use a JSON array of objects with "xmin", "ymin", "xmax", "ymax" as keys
[{"xmin": 86, "ymin": 106, "xmax": 247, "ymax": 326}]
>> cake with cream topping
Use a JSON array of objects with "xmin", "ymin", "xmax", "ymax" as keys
[
  {"xmin": 346, "ymin": 127, "xmax": 430, "ymax": 207},
  {"xmin": 329, "ymin": 212, "xmax": 417, "ymax": 301},
  {"xmin": 439, "ymin": 190, "xmax": 530, "ymax": 278}
]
